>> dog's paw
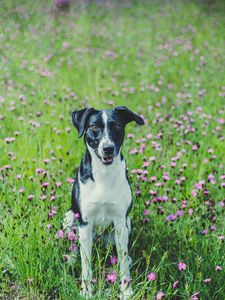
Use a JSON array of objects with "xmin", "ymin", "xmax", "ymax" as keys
[
  {"xmin": 63, "ymin": 210, "xmax": 74, "ymax": 231},
  {"xmin": 119, "ymin": 286, "xmax": 133, "ymax": 300}
]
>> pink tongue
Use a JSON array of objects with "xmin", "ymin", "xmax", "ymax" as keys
[{"xmin": 105, "ymin": 157, "xmax": 112, "ymax": 162}]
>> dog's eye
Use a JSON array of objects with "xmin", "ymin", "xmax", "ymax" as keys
[{"xmin": 91, "ymin": 125, "xmax": 99, "ymax": 132}]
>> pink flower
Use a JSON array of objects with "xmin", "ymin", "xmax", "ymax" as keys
[
  {"xmin": 28, "ymin": 195, "xmax": 34, "ymax": 201},
  {"xmin": 192, "ymin": 190, "xmax": 197, "ymax": 197},
  {"xmin": 191, "ymin": 292, "xmax": 200, "ymax": 300},
  {"xmin": 215, "ymin": 265, "xmax": 222, "ymax": 271},
  {"xmin": 40, "ymin": 194, "xmax": 47, "ymax": 200},
  {"xmin": 192, "ymin": 144, "xmax": 198, "ymax": 151},
  {"xmin": 50, "ymin": 195, "xmax": 56, "ymax": 201},
  {"xmin": 44, "ymin": 159, "xmax": 50, "ymax": 164},
  {"xmin": 67, "ymin": 177, "xmax": 75, "ymax": 184},
  {"xmin": 143, "ymin": 161, "xmax": 150, "ymax": 167},
  {"xmin": 201, "ymin": 230, "xmax": 208, "ymax": 235},
  {"xmin": 110, "ymin": 256, "xmax": 117, "ymax": 265},
  {"xmin": 156, "ymin": 291, "xmax": 165, "ymax": 299},
  {"xmin": 149, "ymin": 156, "xmax": 156, "ymax": 161},
  {"xmin": 144, "ymin": 209, "xmax": 150, "ymax": 215},
  {"xmin": 178, "ymin": 262, "xmax": 187, "ymax": 271},
  {"xmin": 189, "ymin": 208, "xmax": 194, "ymax": 216},
  {"xmin": 106, "ymin": 271, "xmax": 117, "ymax": 283},
  {"xmin": 42, "ymin": 182, "xmax": 49, "ymax": 188},
  {"xmin": 129, "ymin": 148, "xmax": 139, "ymax": 155},
  {"xmin": 203, "ymin": 278, "xmax": 211, "ymax": 284},
  {"xmin": 67, "ymin": 231, "xmax": 77, "ymax": 241},
  {"xmin": 55, "ymin": 181, "xmax": 62, "ymax": 187},
  {"xmin": 19, "ymin": 187, "xmax": 25, "ymax": 193},
  {"xmin": 55, "ymin": 230, "xmax": 64, "ymax": 239},
  {"xmin": 69, "ymin": 243, "xmax": 77, "ymax": 252},
  {"xmin": 173, "ymin": 280, "xmax": 179, "ymax": 289},
  {"xmin": 150, "ymin": 176, "xmax": 157, "ymax": 182},
  {"xmin": 147, "ymin": 272, "xmax": 156, "ymax": 281}
]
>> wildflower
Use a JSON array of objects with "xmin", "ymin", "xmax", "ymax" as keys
[
  {"xmin": 129, "ymin": 148, "xmax": 139, "ymax": 155},
  {"xmin": 55, "ymin": 230, "xmax": 64, "ymax": 239},
  {"xmin": 48, "ymin": 206, "xmax": 57, "ymax": 218},
  {"xmin": 218, "ymin": 235, "xmax": 224, "ymax": 241},
  {"xmin": 176, "ymin": 210, "xmax": 184, "ymax": 217},
  {"xmin": 136, "ymin": 190, "xmax": 141, "ymax": 196},
  {"xmin": 67, "ymin": 231, "xmax": 77, "ymax": 241},
  {"xmin": 192, "ymin": 144, "xmax": 198, "ymax": 151},
  {"xmin": 178, "ymin": 262, "xmax": 187, "ymax": 271},
  {"xmin": 192, "ymin": 190, "xmax": 197, "ymax": 197},
  {"xmin": 201, "ymin": 230, "xmax": 208, "ymax": 235},
  {"xmin": 191, "ymin": 292, "xmax": 200, "ymax": 300},
  {"xmin": 203, "ymin": 278, "xmax": 211, "ymax": 284},
  {"xmin": 210, "ymin": 225, "xmax": 216, "ymax": 231},
  {"xmin": 67, "ymin": 177, "xmax": 75, "ymax": 184},
  {"xmin": 110, "ymin": 256, "xmax": 117, "ymax": 265},
  {"xmin": 145, "ymin": 200, "xmax": 150, "ymax": 206},
  {"xmin": 28, "ymin": 195, "xmax": 34, "ymax": 201},
  {"xmin": 50, "ymin": 195, "xmax": 56, "ymax": 201},
  {"xmin": 147, "ymin": 272, "xmax": 156, "ymax": 281},
  {"xmin": 189, "ymin": 208, "xmax": 194, "ymax": 216},
  {"xmin": 4, "ymin": 137, "xmax": 16, "ymax": 143},
  {"xmin": 44, "ymin": 159, "xmax": 50, "ymax": 164},
  {"xmin": 156, "ymin": 291, "xmax": 165, "ymax": 299},
  {"xmin": 144, "ymin": 209, "xmax": 150, "ymax": 215},
  {"xmin": 19, "ymin": 187, "xmax": 25, "ymax": 193},
  {"xmin": 215, "ymin": 266, "xmax": 222, "ymax": 271},
  {"xmin": 42, "ymin": 182, "xmax": 49, "ymax": 188},
  {"xmin": 166, "ymin": 214, "xmax": 177, "ymax": 222},
  {"xmin": 150, "ymin": 176, "xmax": 157, "ymax": 182},
  {"xmin": 149, "ymin": 156, "xmax": 156, "ymax": 161},
  {"xmin": 143, "ymin": 161, "xmax": 150, "ymax": 167},
  {"xmin": 69, "ymin": 244, "xmax": 77, "ymax": 252},
  {"xmin": 40, "ymin": 195, "xmax": 47, "ymax": 200},
  {"xmin": 106, "ymin": 271, "xmax": 117, "ymax": 283},
  {"xmin": 173, "ymin": 281, "xmax": 179, "ymax": 289}
]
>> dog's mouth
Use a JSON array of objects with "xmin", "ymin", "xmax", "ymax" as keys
[
  {"xmin": 101, "ymin": 156, "xmax": 114, "ymax": 165},
  {"xmin": 95, "ymin": 151, "xmax": 114, "ymax": 165}
]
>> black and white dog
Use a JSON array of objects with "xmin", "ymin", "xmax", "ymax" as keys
[{"xmin": 63, "ymin": 106, "xmax": 144, "ymax": 299}]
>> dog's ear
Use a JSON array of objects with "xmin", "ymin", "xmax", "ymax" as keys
[
  {"xmin": 114, "ymin": 106, "xmax": 144, "ymax": 126},
  {"xmin": 72, "ymin": 108, "xmax": 95, "ymax": 138}
]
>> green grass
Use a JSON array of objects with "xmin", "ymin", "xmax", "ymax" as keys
[{"xmin": 0, "ymin": 0, "xmax": 225, "ymax": 299}]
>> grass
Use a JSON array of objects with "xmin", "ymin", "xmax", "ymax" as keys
[{"xmin": 0, "ymin": 0, "xmax": 225, "ymax": 299}]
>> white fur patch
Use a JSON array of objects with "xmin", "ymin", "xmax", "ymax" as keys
[
  {"xmin": 80, "ymin": 145, "xmax": 132, "ymax": 227},
  {"xmin": 98, "ymin": 111, "xmax": 114, "ymax": 157}
]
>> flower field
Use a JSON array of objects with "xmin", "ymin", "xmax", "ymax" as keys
[{"xmin": 0, "ymin": 1, "xmax": 224, "ymax": 299}]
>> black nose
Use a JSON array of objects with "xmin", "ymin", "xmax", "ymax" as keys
[{"xmin": 103, "ymin": 144, "xmax": 114, "ymax": 156}]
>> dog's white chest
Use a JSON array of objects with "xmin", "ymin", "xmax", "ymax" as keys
[{"xmin": 79, "ymin": 159, "xmax": 132, "ymax": 226}]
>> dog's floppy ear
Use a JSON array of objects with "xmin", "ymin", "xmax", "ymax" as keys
[
  {"xmin": 72, "ymin": 108, "xmax": 95, "ymax": 138},
  {"xmin": 114, "ymin": 106, "xmax": 144, "ymax": 125}
]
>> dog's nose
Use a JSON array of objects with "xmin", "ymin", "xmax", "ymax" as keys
[{"xmin": 103, "ymin": 144, "xmax": 114, "ymax": 155}]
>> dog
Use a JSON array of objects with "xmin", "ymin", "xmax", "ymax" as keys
[{"xmin": 63, "ymin": 106, "xmax": 144, "ymax": 299}]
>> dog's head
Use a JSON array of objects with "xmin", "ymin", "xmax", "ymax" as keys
[{"xmin": 72, "ymin": 106, "xmax": 144, "ymax": 165}]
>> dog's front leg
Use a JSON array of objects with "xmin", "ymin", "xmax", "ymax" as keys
[
  {"xmin": 79, "ymin": 223, "xmax": 93, "ymax": 297},
  {"xmin": 114, "ymin": 217, "xmax": 133, "ymax": 300}
]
